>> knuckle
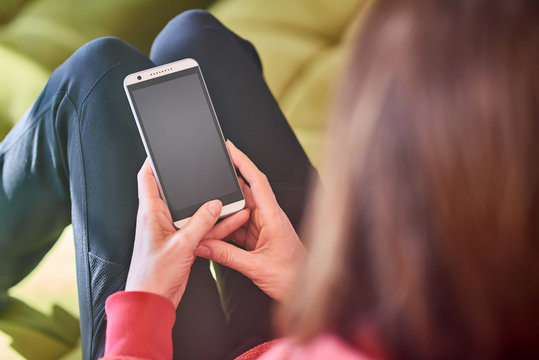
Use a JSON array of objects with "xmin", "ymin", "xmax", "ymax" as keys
[
  {"xmin": 179, "ymin": 229, "xmax": 194, "ymax": 244},
  {"xmin": 219, "ymin": 248, "xmax": 231, "ymax": 266},
  {"xmin": 203, "ymin": 207, "xmax": 216, "ymax": 223},
  {"xmin": 183, "ymin": 209, "xmax": 214, "ymax": 237},
  {"xmin": 195, "ymin": 210, "xmax": 213, "ymax": 227},
  {"xmin": 259, "ymin": 172, "xmax": 269, "ymax": 185}
]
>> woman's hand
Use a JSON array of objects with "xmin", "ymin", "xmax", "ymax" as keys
[
  {"xmin": 125, "ymin": 159, "xmax": 249, "ymax": 307},
  {"xmin": 195, "ymin": 141, "xmax": 306, "ymax": 302}
]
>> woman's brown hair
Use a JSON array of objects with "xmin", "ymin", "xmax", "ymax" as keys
[{"xmin": 281, "ymin": 0, "xmax": 539, "ymax": 359}]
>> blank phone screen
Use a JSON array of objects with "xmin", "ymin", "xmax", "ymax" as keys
[{"xmin": 127, "ymin": 67, "xmax": 242, "ymax": 220}]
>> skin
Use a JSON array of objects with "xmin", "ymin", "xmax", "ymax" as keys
[{"xmin": 125, "ymin": 141, "xmax": 305, "ymax": 307}]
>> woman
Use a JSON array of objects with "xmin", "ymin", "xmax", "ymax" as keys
[
  {"xmin": 2, "ymin": 0, "xmax": 539, "ymax": 359},
  {"xmin": 107, "ymin": 0, "xmax": 539, "ymax": 359}
]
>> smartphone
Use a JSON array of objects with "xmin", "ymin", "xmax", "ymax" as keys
[{"xmin": 124, "ymin": 58, "xmax": 244, "ymax": 228}]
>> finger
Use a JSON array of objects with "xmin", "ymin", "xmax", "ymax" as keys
[
  {"xmin": 225, "ymin": 227, "xmax": 248, "ymax": 248},
  {"xmin": 177, "ymin": 200, "xmax": 222, "ymax": 248},
  {"xmin": 226, "ymin": 141, "xmax": 278, "ymax": 209},
  {"xmin": 229, "ymin": 227, "xmax": 259, "ymax": 251},
  {"xmin": 238, "ymin": 177, "xmax": 255, "ymax": 210},
  {"xmin": 195, "ymin": 239, "xmax": 254, "ymax": 276},
  {"xmin": 203, "ymin": 209, "xmax": 250, "ymax": 240},
  {"xmin": 137, "ymin": 158, "xmax": 162, "ymax": 204},
  {"xmin": 244, "ymin": 225, "xmax": 260, "ymax": 251}
]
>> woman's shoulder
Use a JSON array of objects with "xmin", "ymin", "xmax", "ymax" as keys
[{"xmin": 254, "ymin": 333, "xmax": 375, "ymax": 360}]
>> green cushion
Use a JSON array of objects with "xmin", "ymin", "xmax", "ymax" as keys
[
  {"xmin": 0, "ymin": 0, "xmax": 34, "ymax": 25},
  {"xmin": 0, "ymin": 0, "xmax": 216, "ymax": 71},
  {"xmin": 0, "ymin": 45, "xmax": 48, "ymax": 139},
  {"xmin": 0, "ymin": 0, "xmax": 216, "ymax": 142},
  {"xmin": 210, "ymin": 0, "xmax": 369, "ymax": 167},
  {"xmin": 0, "ymin": 296, "xmax": 79, "ymax": 360}
]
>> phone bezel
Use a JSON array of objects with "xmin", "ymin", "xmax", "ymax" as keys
[{"xmin": 124, "ymin": 58, "xmax": 245, "ymax": 228}]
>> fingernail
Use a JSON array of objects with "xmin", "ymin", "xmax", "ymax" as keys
[
  {"xmin": 227, "ymin": 139, "xmax": 235, "ymax": 147},
  {"xmin": 209, "ymin": 200, "xmax": 222, "ymax": 217},
  {"xmin": 195, "ymin": 245, "xmax": 211, "ymax": 258}
]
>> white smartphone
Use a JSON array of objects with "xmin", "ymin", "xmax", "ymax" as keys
[{"xmin": 124, "ymin": 58, "xmax": 245, "ymax": 228}]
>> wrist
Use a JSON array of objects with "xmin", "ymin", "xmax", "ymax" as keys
[{"xmin": 125, "ymin": 266, "xmax": 184, "ymax": 307}]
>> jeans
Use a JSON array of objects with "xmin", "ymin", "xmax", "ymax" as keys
[{"xmin": 0, "ymin": 10, "xmax": 315, "ymax": 360}]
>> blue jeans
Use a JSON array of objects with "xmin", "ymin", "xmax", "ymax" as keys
[{"xmin": 0, "ymin": 10, "xmax": 315, "ymax": 360}]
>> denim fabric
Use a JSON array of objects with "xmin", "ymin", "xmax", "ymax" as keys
[{"xmin": 0, "ymin": 10, "xmax": 315, "ymax": 360}]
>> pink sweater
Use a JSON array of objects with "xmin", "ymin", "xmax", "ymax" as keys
[{"xmin": 100, "ymin": 291, "xmax": 372, "ymax": 360}]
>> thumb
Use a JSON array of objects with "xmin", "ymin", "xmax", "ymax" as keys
[
  {"xmin": 195, "ymin": 239, "xmax": 253, "ymax": 275},
  {"xmin": 177, "ymin": 200, "xmax": 222, "ymax": 248}
]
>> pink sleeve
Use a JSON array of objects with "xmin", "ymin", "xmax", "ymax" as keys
[
  {"xmin": 100, "ymin": 291, "xmax": 176, "ymax": 360},
  {"xmin": 255, "ymin": 334, "xmax": 373, "ymax": 360}
]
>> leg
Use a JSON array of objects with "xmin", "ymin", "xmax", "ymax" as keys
[
  {"xmin": 150, "ymin": 10, "xmax": 317, "ymax": 357},
  {"xmin": 1, "ymin": 37, "xmax": 233, "ymax": 359},
  {"xmin": 0, "ymin": 37, "xmax": 153, "ymax": 359}
]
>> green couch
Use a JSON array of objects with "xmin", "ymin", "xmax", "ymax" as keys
[{"xmin": 0, "ymin": 0, "xmax": 369, "ymax": 358}]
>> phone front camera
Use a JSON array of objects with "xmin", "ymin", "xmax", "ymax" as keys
[{"xmin": 137, "ymin": 75, "xmax": 142, "ymax": 80}]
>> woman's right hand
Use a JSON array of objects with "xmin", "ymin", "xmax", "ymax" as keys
[{"xmin": 195, "ymin": 141, "xmax": 306, "ymax": 301}]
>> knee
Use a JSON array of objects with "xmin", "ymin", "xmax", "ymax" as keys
[
  {"xmin": 67, "ymin": 37, "xmax": 135, "ymax": 71},
  {"xmin": 151, "ymin": 10, "xmax": 225, "ymax": 58},
  {"xmin": 50, "ymin": 37, "xmax": 150, "ymax": 107},
  {"xmin": 166, "ymin": 9, "xmax": 223, "ymax": 34},
  {"xmin": 54, "ymin": 37, "xmax": 138, "ymax": 86},
  {"xmin": 80, "ymin": 37, "xmax": 130, "ymax": 56}
]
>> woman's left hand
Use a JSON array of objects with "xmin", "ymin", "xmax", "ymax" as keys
[{"xmin": 125, "ymin": 159, "xmax": 250, "ymax": 307}]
